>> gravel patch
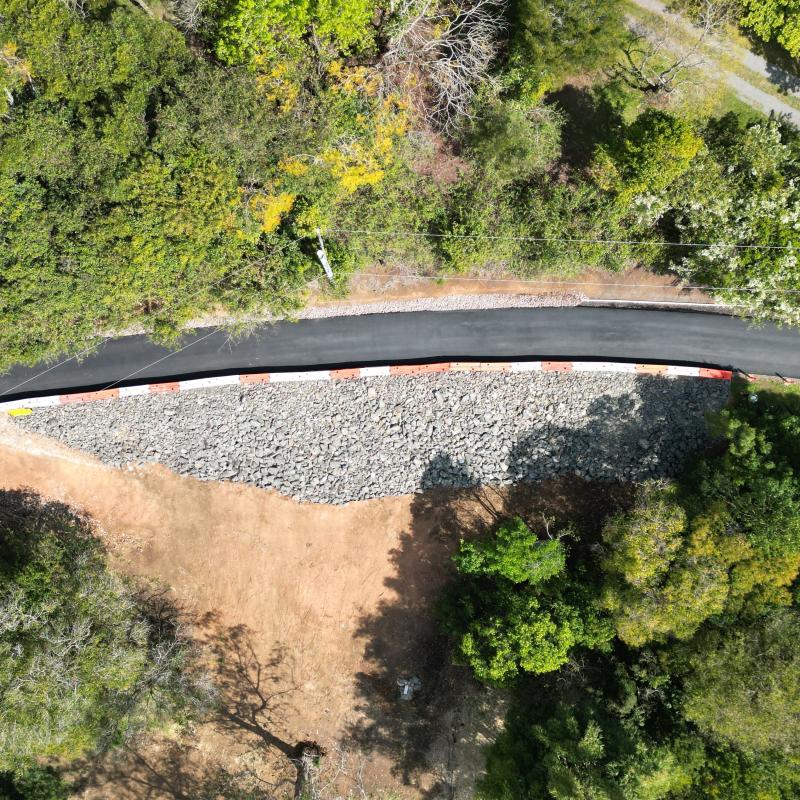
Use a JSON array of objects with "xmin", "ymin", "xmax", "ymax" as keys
[
  {"xmin": 295, "ymin": 292, "xmax": 584, "ymax": 319},
  {"xmin": 14, "ymin": 373, "xmax": 730, "ymax": 504}
]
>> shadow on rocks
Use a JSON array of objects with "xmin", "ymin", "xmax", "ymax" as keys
[{"xmin": 506, "ymin": 378, "xmax": 680, "ymax": 486}]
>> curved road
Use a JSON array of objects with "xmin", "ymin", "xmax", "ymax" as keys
[{"xmin": 2, "ymin": 307, "xmax": 800, "ymax": 401}]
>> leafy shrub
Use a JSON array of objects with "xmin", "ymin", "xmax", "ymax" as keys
[
  {"xmin": 593, "ymin": 109, "xmax": 702, "ymax": 201},
  {"xmin": 0, "ymin": 490, "xmax": 213, "ymax": 769},
  {"xmin": 503, "ymin": 0, "xmax": 624, "ymax": 100},
  {"xmin": 670, "ymin": 117, "xmax": 800, "ymax": 324},
  {"xmin": 440, "ymin": 518, "xmax": 612, "ymax": 685},
  {"xmin": 463, "ymin": 100, "xmax": 564, "ymax": 183},
  {"xmin": 682, "ymin": 609, "xmax": 800, "ymax": 757}
]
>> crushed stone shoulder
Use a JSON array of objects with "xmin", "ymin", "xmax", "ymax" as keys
[{"xmin": 13, "ymin": 372, "xmax": 731, "ymax": 504}]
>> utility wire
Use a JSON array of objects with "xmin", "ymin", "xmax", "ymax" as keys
[
  {"xmin": 324, "ymin": 227, "xmax": 799, "ymax": 252},
  {"xmin": 0, "ymin": 240, "xmax": 295, "ymax": 399},
  {"xmin": 100, "ymin": 328, "xmax": 222, "ymax": 392},
  {"xmin": 0, "ymin": 339, "xmax": 114, "ymax": 400}
]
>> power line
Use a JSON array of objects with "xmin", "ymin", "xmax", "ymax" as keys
[
  {"xmin": 0, "ymin": 339, "xmax": 113, "ymax": 400},
  {"xmin": 0, "ymin": 240, "xmax": 296, "ymax": 399},
  {"xmin": 355, "ymin": 272, "xmax": 800, "ymax": 293},
  {"xmin": 101, "ymin": 328, "xmax": 222, "ymax": 392},
  {"xmin": 325, "ymin": 227, "xmax": 799, "ymax": 252}
]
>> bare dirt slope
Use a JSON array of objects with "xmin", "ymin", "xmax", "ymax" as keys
[
  {"xmin": 1, "ymin": 420, "xmax": 520, "ymax": 798},
  {"xmin": 1, "ymin": 419, "xmax": 626, "ymax": 797}
]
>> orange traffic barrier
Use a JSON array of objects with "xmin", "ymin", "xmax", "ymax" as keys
[
  {"xmin": 239, "ymin": 373, "xmax": 271, "ymax": 384},
  {"xmin": 149, "ymin": 382, "xmax": 181, "ymax": 393},
  {"xmin": 698, "ymin": 368, "xmax": 733, "ymax": 380},
  {"xmin": 635, "ymin": 364, "xmax": 669, "ymax": 376},
  {"xmin": 389, "ymin": 363, "xmax": 451, "ymax": 376},
  {"xmin": 59, "ymin": 389, "xmax": 120, "ymax": 403},
  {"xmin": 542, "ymin": 361, "xmax": 572, "ymax": 372}
]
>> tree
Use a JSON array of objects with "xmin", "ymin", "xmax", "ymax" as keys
[
  {"xmin": 479, "ymin": 657, "xmax": 703, "ymax": 800},
  {"xmin": 679, "ymin": 744, "xmax": 800, "ymax": 800},
  {"xmin": 0, "ymin": 43, "xmax": 31, "ymax": 117},
  {"xmin": 593, "ymin": 109, "xmax": 702, "ymax": 201},
  {"xmin": 463, "ymin": 99, "xmax": 564, "ymax": 183},
  {"xmin": 382, "ymin": 0, "xmax": 507, "ymax": 133},
  {"xmin": 681, "ymin": 609, "xmax": 800, "ymax": 757},
  {"xmin": 740, "ymin": 0, "xmax": 800, "ymax": 58},
  {"xmin": 0, "ymin": 490, "xmax": 213, "ymax": 769},
  {"xmin": 691, "ymin": 394, "xmax": 800, "ymax": 560},
  {"xmin": 440, "ymin": 518, "xmax": 612, "ymax": 685},
  {"xmin": 504, "ymin": 0, "xmax": 624, "ymax": 100},
  {"xmin": 0, "ymin": 0, "xmax": 315, "ymax": 368},
  {"xmin": 608, "ymin": 1, "xmax": 729, "ymax": 97},
  {"xmin": 670, "ymin": 117, "xmax": 800, "ymax": 325},
  {"xmin": 203, "ymin": 0, "xmax": 377, "ymax": 65},
  {"xmin": 600, "ymin": 483, "xmax": 749, "ymax": 646},
  {"xmin": 0, "ymin": 767, "xmax": 70, "ymax": 800}
]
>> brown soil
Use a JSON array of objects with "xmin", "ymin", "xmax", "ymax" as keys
[
  {"xmin": 311, "ymin": 265, "xmax": 716, "ymax": 307},
  {"xmin": 0, "ymin": 421, "xmax": 625, "ymax": 799}
]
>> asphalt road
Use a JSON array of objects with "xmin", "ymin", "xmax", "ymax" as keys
[{"xmin": 2, "ymin": 307, "xmax": 800, "ymax": 401}]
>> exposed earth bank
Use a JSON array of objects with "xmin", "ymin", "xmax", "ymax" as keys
[
  {"xmin": 1, "ymin": 421, "xmax": 590, "ymax": 799},
  {"xmin": 15, "ymin": 372, "xmax": 730, "ymax": 503}
]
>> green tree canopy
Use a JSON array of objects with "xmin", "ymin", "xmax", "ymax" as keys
[
  {"xmin": 0, "ymin": 0, "xmax": 314, "ymax": 368},
  {"xmin": 691, "ymin": 388, "xmax": 800, "ymax": 560},
  {"xmin": 0, "ymin": 490, "xmax": 211, "ymax": 770},
  {"xmin": 440, "ymin": 517, "xmax": 612, "ymax": 685},
  {"xmin": 599, "ymin": 484, "xmax": 755, "ymax": 646},
  {"xmin": 463, "ymin": 100, "xmax": 564, "ymax": 184},
  {"xmin": 479, "ymin": 658, "xmax": 702, "ymax": 800},
  {"xmin": 204, "ymin": 0, "xmax": 376, "ymax": 65},
  {"xmin": 681, "ymin": 609, "xmax": 800, "ymax": 757},
  {"xmin": 504, "ymin": 0, "xmax": 624, "ymax": 100},
  {"xmin": 740, "ymin": 0, "xmax": 800, "ymax": 58},
  {"xmin": 593, "ymin": 109, "xmax": 702, "ymax": 201},
  {"xmin": 670, "ymin": 117, "xmax": 800, "ymax": 325}
]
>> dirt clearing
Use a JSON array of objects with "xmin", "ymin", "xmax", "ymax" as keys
[{"xmin": 0, "ymin": 420, "xmax": 623, "ymax": 798}]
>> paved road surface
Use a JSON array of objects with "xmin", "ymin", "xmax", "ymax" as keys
[{"xmin": 2, "ymin": 308, "xmax": 800, "ymax": 400}]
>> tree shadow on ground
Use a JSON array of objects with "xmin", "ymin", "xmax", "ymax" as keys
[
  {"xmin": 343, "ymin": 378, "xmax": 704, "ymax": 795},
  {"xmin": 739, "ymin": 32, "xmax": 800, "ymax": 93},
  {"xmin": 206, "ymin": 621, "xmax": 299, "ymax": 763},
  {"xmin": 545, "ymin": 84, "xmax": 623, "ymax": 170},
  {"xmin": 75, "ymin": 740, "xmax": 287, "ymax": 800},
  {"xmin": 75, "ymin": 617, "xmax": 305, "ymax": 798},
  {"xmin": 344, "ymin": 457, "xmax": 483, "ymax": 798}
]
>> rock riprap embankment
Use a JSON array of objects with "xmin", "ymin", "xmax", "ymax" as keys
[{"xmin": 14, "ymin": 373, "xmax": 730, "ymax": 503}]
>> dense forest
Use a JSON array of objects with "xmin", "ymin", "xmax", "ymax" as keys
[
  {"xmin": 0, "ymin": 0, "xmax": 799, "ymax": 370},
  {"xmin": 443, "ymin": 379, "xmax": 800, "ymax": 799}
]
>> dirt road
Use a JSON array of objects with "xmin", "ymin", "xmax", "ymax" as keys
[{"xmin": 629, "ymin": 0, "xmax": 800, "ymax": 124}]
